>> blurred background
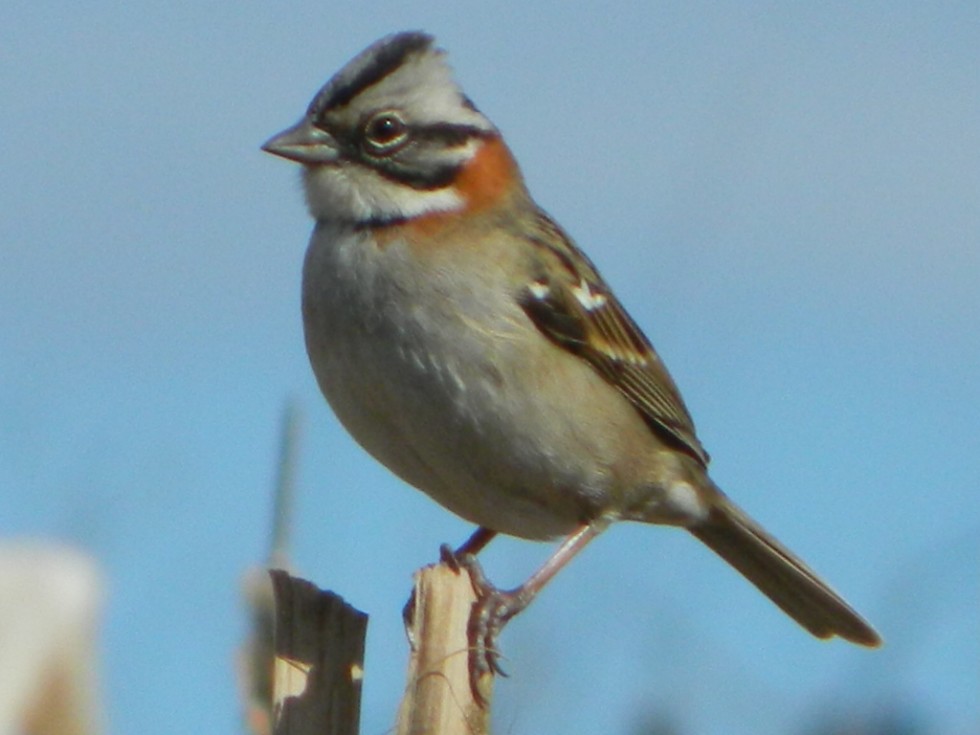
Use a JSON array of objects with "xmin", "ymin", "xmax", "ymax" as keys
[{"xmin": 1, "ymin": 2, "xmax": 977, "ymax": 734}]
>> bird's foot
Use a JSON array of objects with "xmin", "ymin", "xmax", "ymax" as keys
[{"xmin": 440, "ymin": 544, "xmax": 531, "ymax": 705}]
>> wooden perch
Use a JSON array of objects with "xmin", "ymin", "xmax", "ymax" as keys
[
  {"xmin": 269, "ymin": 570, "xmax": 368, "ymax": 735},
  {"xmin": 263, "ymin": 562, "xmax": 491, "ymax": 735},
  {"xmin": 252, "ymin": 409, "xmax": 494, "ymax": 733},
  {"xmin": 0, "ymin": 544, "xmax": 105, "ymax": 735},
  {"xmin": 397, "ymin": 562, "xmax": 493, "ymax": 735}
]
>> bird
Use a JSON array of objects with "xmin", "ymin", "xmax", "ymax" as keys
[{"xmin": 262, "ymin": 30, "xmax": 881, "ymax": 690}]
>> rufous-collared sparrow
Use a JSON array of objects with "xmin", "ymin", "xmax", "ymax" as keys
[{"xmin": 262, "ymin": 31, "xmax": 880, "ymax": 687}]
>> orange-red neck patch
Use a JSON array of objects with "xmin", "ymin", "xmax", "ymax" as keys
[
  {"xmin": 375, "ymin": 135, "xmax": 521, "ymax": 244},
  {"xmin": 452, "ymin": 135, "xmax": 520, "ymax": 213}
]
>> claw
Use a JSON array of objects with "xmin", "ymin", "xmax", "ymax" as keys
[
  {"xmin": 409, "ymin": 525, "xmax": 598, "ymax": 708},
  {"xmin": 403, "ymin": 532, "xmax": 498, "ymax": 676},
  {"xmin": 438, "ymin": 542, "xmax": 461, "ymax": 571},
  {"xmin": 469, "ymin": 588, "xmax": 512, "ymax": 678},
  {"xmin": 448, "ymin": 550, "xmax": 533, "ymax": 701}
]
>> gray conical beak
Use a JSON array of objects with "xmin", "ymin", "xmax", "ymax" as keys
[{"xmin": 262, "ymin": 117, "xmax": 340, "ymax": 165}]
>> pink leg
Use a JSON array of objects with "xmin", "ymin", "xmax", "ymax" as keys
[
  {"xmin": 455, "ymin": 526, "xmax": 498, "ymax": 557},
  {"xmin": 454, "ymin": 523, "xmax": 602, "ymax": 703}
]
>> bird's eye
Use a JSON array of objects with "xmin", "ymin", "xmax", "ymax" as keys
[{"xmin": 362, "ymin": 112, "xmax": 409, "ymax": 155}]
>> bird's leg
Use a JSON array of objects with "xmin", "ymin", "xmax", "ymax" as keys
[
  {"xmin": 440, "ymin": 526, "xmax": 498, "ymax": 571},
  {"xmin": 449, "ymin": 523, "xmax": 601, "ymax": 704},
  {"xmin": 403, "ymin": 526, "xmax": 499, "ymax": 645}
]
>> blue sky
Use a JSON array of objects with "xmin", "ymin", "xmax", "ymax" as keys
[{"xmin": 1, "ymin": 3, "xmax": 977, "ymax": 734}]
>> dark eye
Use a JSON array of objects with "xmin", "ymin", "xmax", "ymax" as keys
[{"xmin": 362, "ymin": 112, "xmax": 409, "ymax": 154}]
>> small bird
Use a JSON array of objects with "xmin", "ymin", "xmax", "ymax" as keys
[{"xmin": 263, "ymin": 31, "xmax": 880, "ymax": 683}]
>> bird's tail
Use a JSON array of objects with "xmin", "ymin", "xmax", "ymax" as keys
[{"xmin": 689, "ymin": 492, "xmax": 881, "ymax": 647}]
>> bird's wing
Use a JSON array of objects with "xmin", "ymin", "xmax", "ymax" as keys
[{"xmin": 518, "ymin": 211, "xmax": 709, "ymax": 467}]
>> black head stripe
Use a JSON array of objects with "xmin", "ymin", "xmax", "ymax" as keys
[
  {"xmin": 312, "ymin": 32, "xmax": 434, "ymax": 114},
  {"xmin": 375, "ymin": 161, "xmax": 460, "ymax": 191},
  {"xmin": 412, "ymin": 123, "xmax": 492, "ymax": 147},
  {"xmin": 358, "ymin": 125, "xmax": 493, "ymax": 190}
]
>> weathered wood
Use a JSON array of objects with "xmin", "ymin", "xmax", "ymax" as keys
[
  {"xmin": 0, "ymin": 544, "xmax": 105, "ymax": 735},
  {"xmin": 270, "ymin": 570, "xmax": 368, "ymax": 735},
  {"xmin": 397, "ymin": 563, "xmax": 493, "ymax": 735},
  {"xmin": 240, "ymin": 403, "xmax": 305, "ymax": 735}
]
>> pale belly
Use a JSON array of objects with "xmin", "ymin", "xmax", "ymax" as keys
[{"xmin": 301, "ymin": 226, "xmax": 664, "ymax": 539}]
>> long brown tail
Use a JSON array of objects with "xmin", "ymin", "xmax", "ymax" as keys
[{"xmin": 689, "ymin": 495, "xmax": 881, "ymax": 646}]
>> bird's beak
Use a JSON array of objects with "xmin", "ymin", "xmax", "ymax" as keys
[{"xmin": 262, "ymin": 117, "xmax": 340, "ymax": 165}]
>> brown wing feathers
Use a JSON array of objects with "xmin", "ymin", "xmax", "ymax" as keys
[{"xmin": 519, "ymin": 213, "xmax": 709, "ymax": 466}]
